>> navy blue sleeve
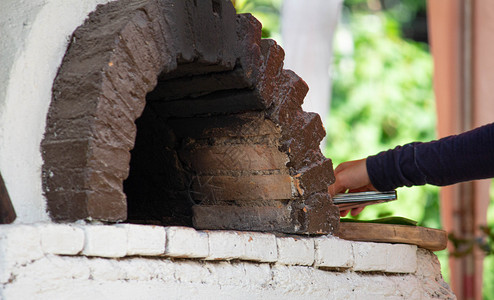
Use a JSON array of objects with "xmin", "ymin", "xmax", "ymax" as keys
[{"xmin": 366, "ymin": 122, "xmax": 494, "ymax": 191}]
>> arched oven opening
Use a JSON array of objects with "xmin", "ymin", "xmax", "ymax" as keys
[{"xmin": 41, "ymin": 0, "xmax": 339, "ymax": 234}]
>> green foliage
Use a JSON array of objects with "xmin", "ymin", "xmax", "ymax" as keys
[
  {"xmin": 483, "ymin": 181, "xmax": 494, "ymax": 299},
  {"xmin": 344, "ymin": 0, "xmax": 427, "ymax": 29},
  {"xmin": 325, "ymin": 12, "xmax": 440, "ymax": 227}
]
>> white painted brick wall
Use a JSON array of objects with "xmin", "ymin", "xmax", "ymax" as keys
[
  {"xmin": 240, "ymin": 231, "xmax": 277, "ymax": 262},
  {"xmin": 38, "ymin": 223, "xmax": 85, "ymax": 255},
  {"xmin": 207, "ymin": 230, "xmax": 245, "ymax": 260},
  {"xmin": 314, "ymin": 236, "xmax": 354, "ymax": 269},
  {"xmin": 117, "ymin": 224, "xmax": 166, "ymax": 256},
  {"xmin": 0, "ymin": 223, "xmax": 455, "ymax": 299},
  {"xmin": 0, "ymin": 225, "xmax": 44, "ymax": 283},
  {"xmin": 206, "ymin": 230, "xmax": 278, "ymax": 262},
  {"xmin": 352, "ymin": 241, "xmax": 389, "ymax": 272},
  {"xmin": 82, "ymin": 225, "xmax": 127, "ymax": 258},
  {"xmin": 276, "ymin": 236, "xmax": 314, "ymax": 266},
  {"xmin": 386, "ymin": 244, "xmax": 417, "ymax": 273},
  {"xmin": 164, "ymin": 226, "xmax": 209, "ymax": 258}
]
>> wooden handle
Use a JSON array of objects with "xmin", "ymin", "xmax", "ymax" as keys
[{"xmin": 0, "ymin": 172, "xmax": 16, "ymax": 224}]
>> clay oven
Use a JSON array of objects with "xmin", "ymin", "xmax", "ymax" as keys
[{"xmin": 41, "ymin": 0, "xmax": 339, "ymax": 234}]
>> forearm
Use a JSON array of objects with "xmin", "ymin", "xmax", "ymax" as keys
[{"xmin": 366, "ymin": 122, "xmax": 494, "ymax": 191}]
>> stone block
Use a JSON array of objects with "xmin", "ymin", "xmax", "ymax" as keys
[
  {"xmin": 117, "ymin": 224, "xmax": 166, "ymax": 256},
  {"xmin": 276, "ymin": 236, "xmax": 314, "ymax": 266},
  {"xmin": 164, "ymin": 226, "xmax": 209, "ymax": 258},
  {"xmin": 352, "ymin": 242, "xmax": 388, "ymax": 272},
  {"xmin": 314, "ymin": 236, "xmax": 354, "ymax": 269},
  {"xmin": 206, "ymin": 230, "xmax": 246, "ymax": 260},
  {"xmin": 39, "ymin": 224, "xmax": 85, "ymax": 255},
  {"xmin": 385, "ymin": 244, "xmax": 417, "ymax": 273},
  {"xmin": 82, "ymin": 225, "xmax": 127, "ymax": 258}
]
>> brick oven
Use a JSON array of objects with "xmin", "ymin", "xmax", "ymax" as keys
[
  {"xmin": 41, "ymin": 0, "xmax": 339, "ymax": 234},
  {"xmin": 0, "ymin": 0, "xmax": 455, "ymax": 298}
]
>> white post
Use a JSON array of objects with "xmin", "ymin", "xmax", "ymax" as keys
[{"xmin": 281, "ymin": 0, "xmax": 343, "ymax": 148}]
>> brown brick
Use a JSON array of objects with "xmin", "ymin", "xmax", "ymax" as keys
[
  {"xmin": 179, "ymin": 144, "xmax": 288, "ymax": 173},
  {"xmin": 283, "ymin": 112, "xmax": 326, "ymax": 169},
  {"xmin": 42, "ymin": 140, "xmax": 90, "ymax": 169},
  {"xmin": 168, "ymin": 112, "xmax": 279, "ymax": 139},
  {"xmin": 193, "ymin": 201, "xmax": 338, "ymax": 235},
  {"xmin": 192, "ymin": 174, "xmax": 292, "ymax": 203},
  {"xmin": 87, "ymin": 189, "xmax": 127, "ymax": 222},
  {"xmin": 153, "ymin": 89, "xmax": 265, "ymax": 118},
  {"xmin": 88, "ymin": 143, "xmax": 131, "ymax": 180},
  {"xmin": 43, "ymin": 115, "xmax": 93, "ymax": 143},
  {"xmin": 104, "ymin": 50, "xmax": 149, "ymax": 113},
  {"xmin": 187, "ymin": 0, "xmax": 237, "ymax": 67},
  {"xmin": 256, "ymin": 39, "xmax": 285, "ymax": 108},
  {"xmin": 296, "ymin": 193, "xmax": 339, "ymax": 234},
  {"xmin": 93, "ymin": 113, "xmax": 136, "ymax": 151},
  {"xmin": 45, "ymin": 190, "xmax": 89, "ymax": 221},
  {"xmin": 50, "ymin": 73, "xmax": 102, "ymax": 120},
  {"xmin": 86, "ymin": 169, "xmax": 124, "ymax": 194},
  {"xmin": 147, "ymin": 67, "xmax": 252, "ymax": 101},
  {"xmin": 43, "ymin": 167, "xmax": 87, "ymax": 193},
  {"xmin": 294, "ymin": 157, "xmax": 335, "ymax": 196},
  {"xmin": 118, "ymin": 12, "xmax": 162, "ymax": 84},
  {"xmin": 235, "ymin": 13, "xmax": 262, "ymax": 86},
  {"xmin": 192, "ymin": 204, "xmax": 297, "ymax": 233},
  {"xmin": 101, "ymin": 76, "xmax": 147, "ymax": 120}
]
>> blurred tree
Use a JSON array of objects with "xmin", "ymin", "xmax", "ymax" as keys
[{"xmin": 326, "ymin": 10, "xmax": 439, "ymax": 228}]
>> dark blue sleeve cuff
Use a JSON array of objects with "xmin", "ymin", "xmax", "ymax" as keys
[{"xmin": 366, "ymin": 143, "xmax": 427, "ymax": 191}]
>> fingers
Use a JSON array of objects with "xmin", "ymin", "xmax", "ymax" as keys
[
  {"xmin": 328, "ymin": 180, "xmax": 346, "ymax": 196},
  {"xmin": 329, "ymin": 158, "xmax": 374, "ymax": 196},
  {"xmin": 350, "ymin": 206, "xmax": 365, "ymax": 216},
  {"xmin": 340, "ymin": 209, "xmax": 349, "ymax": 217}
]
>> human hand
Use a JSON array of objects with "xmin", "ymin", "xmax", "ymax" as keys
[{"xmin": 328, "ymin": 158, "xmax": 377, "ymax": 217}]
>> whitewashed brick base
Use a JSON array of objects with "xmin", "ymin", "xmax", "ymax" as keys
[
  {"xmin": 164, "ymin": 226, "xmax": 209, "ymax": 258},
  {"xmin": 276, "ymin": 236, "xmax": 315, "ymax": 266},
  {"xmin": 0, "ymin": 223, "xmax": 456, "ymax": 299}
]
